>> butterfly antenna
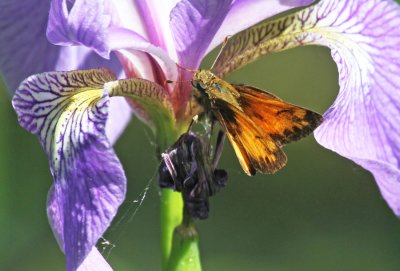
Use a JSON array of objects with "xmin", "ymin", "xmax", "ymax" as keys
[
  {"xmin": 176, "ymin": 63, "xmax": 197, "ymax": 73},
  {"xmin": 210, "ymin": 35, "xmax": 232, "ymax": 70},
  {"xmin": 164, "ymin": 63, "xmax": 198, "ymax": 86},
  {"xmin": 164, "ymin": 79, "xmax": 192, "ymax": 87}
]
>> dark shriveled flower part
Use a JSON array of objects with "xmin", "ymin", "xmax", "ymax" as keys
[{"xmin": 159, "ymin": 132, "xmax": 227, "ymax": 219}]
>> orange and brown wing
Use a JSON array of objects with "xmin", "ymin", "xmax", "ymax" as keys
[
  {"xmin": 212, "ymin": 99, "xmax": 287, "ymax": 176},
  {"xmin": 234, "ymin": 84, "xmax": 323, "ymax": 145}
]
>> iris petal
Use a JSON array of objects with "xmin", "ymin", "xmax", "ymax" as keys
[
  {"xmin": 170, "ymin": 0, "xmax": 233, "ymax": 68},
  {"xmin": 211, "ymin": 0, "xmax": 400, "ymax": 215},
  {"xmin": 47, "ymin": 0, "xmax": 179, "ymax": 91},
  {"xmin": 12, "ymin": 69, "xmax": 127, "ymax": 270},
  {"xmin": 311, "ymin": 0, "xmax": 400, "ymax": 215},
  {"xmin": 105, "ymin": 78, "xmax": 178, "ymax": 147},
  {"xmin": 47, "ymin": 186, "xmax": 113, "ymax": 271},
  {"xmin": 129, "ymin": 0, "xmax": 180, "ymax": 59},
  {"xmin": 0, "ymin": 1, "xmax": 122, "ymax": 91},
  {"xmin": 47, "ymin": 0, "xmax": 113, "ymax": 58},
  {"xmin": 207, "ymin": 0, "xmax": 314, "ymax": 54},
  {"xmin": 0, "ymin": 1, "xmax": 129, "ymax": 144}
]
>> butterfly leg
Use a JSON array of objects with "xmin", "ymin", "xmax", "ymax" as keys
[{"xmin": 212, "ymin": 130, "xmax": 226, "ymax": 169}]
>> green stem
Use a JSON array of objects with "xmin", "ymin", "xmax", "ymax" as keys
[
  {"xmin": 166, "ymin": 223, "xmax": 202, "ymax": 271},
  {"xmin": 160, "ymin": 189, "xmax": 183, "ymax": 269},
  {"xmin": 159, "ymin": 132, "xmax": 202, "ymax": 270},
  {"xmin": 164, "ymin": 204, "xmax": 202, "ymax": 271}
]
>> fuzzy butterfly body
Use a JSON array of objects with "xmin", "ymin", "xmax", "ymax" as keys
[{"xmin": 192, "ymin": 69, "xmax": 323, "ymax": 176}]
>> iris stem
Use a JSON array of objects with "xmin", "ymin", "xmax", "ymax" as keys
[
  {"xmin": 160, "ymin": 189, "xmax": 183, "ymax": 268},
  {"xmin": 159, "ymin": 120, "xmax": 202, "ymax": 270},
  {"xmin": 161, "ymin": 190, "xmax": 202, "ymax": 271}
]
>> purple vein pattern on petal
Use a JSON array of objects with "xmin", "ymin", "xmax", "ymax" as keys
[
  {"xmin": 170, "ymin": 0, "xmax": 233, "ymax": 68},
  {"xmin": 309, "ymin": 0, "xmax": 400, "ymax": 215},
  {"xmin": 207, "ymin": 0, "xmax": 315, "ymax": 54},
  {"xmin": 12, "ymin": 69, "xmax": 127, "ymax": 270}
]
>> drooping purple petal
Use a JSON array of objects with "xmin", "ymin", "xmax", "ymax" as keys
[
  {"xmin": 170, "ymin": 0, "xmax": 233, "ymax": 69},
  {"xmin": 13, "ymin": 69, "xmax": 127, "ymax": 270},
  {"xmin": 310, "ymin": 0, "xmax": 400, "ymax": 215},
  {"xmin": 47, "ymin": 186, "xmax": 113, "ymax": 271},
  {"xmin": 210, "ymin": 0, "xmax": 400, "ymax": 215},
  {"xmin": 207, "ymin": 0, "xmax": 315, "ymax": 54}
]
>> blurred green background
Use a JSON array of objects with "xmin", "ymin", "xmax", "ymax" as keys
[{"xmin": 1, "ymin": 45, "xmax": 400, "ymax": 271}]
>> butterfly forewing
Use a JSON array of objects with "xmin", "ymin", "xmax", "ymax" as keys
[{"xmin": 234, "ymin": 84, "xmax": 323, "ymax": 145}]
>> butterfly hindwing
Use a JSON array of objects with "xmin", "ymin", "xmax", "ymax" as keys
[
  {"xmin": 233, "ymin": 84, "xmax": 323, "ymax": 145},
  {"xmin": 212, "ymin": 99, "xmax": 287, "ymax": 176}
]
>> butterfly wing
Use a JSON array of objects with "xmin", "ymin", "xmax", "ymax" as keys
[
  {"xmin": 212, "ymin": 99, "xmax": 287, "ymax": 176},
  {"xmin": 234, "ymin": 84, "xmax": 323, "ymax": 145}
]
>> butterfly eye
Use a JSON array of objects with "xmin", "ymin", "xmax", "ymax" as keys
[
  {"xmin": 215, "ymin": 84, "xmax": 223, "ymax": 93},
  {"xmin": 195, "ymin": 81, "xmax": 207, "ymax": 90}
]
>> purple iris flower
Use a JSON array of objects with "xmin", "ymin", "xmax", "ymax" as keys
[{"xmin": 1, "ymin": 0, "xmax": 400, "ymax": 270}]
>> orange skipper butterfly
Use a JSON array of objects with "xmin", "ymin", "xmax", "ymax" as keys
[{"xmin": 191, "ymin": 69, "xmax": 322, "ymax": 176}]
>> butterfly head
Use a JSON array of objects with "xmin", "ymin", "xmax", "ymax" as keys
[{"xmin": 192, "ymin": 70, "xmax": 217, "ymax": 92}]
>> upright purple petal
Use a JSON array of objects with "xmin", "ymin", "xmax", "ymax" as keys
[
  {"xmin": 170, "ymin": 0, "xmax": 233, "ymax": 68},
  {"xmin": 0, "ymin": 1, "xmax": 59, "ymax": 92},
  {"xmin": 207, "ymin": 0, "xmax": 315, "ymax": 54},
  {"xmin": 46, "ymin": 0, "xmax": 180, "ymax": 99},
  {"xmin": 109, "ymin": 28, "xmax": 179, "ymax": 89},
  {"xmin": 0, "ymin": 1, "xmax": 130, "ymax": 144},
  {"xmin": 121, "ymin": 0, "xmax": 180, "ymax": 59},
  {"xmin": 13, "ymin": 69, "xmax": 127, "ymax": 270},
  {"xmin": 0, "ymin": 1, "xmax": 123, "ymax": 92},
  {"xmin": 47, "ymin": 0, "xmax": 113, "ymax": 58}
]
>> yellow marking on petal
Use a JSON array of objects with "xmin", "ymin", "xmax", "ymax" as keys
[{"xmin": 52, "ymin": 89, "xmax": 104, "ymax": 179}]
